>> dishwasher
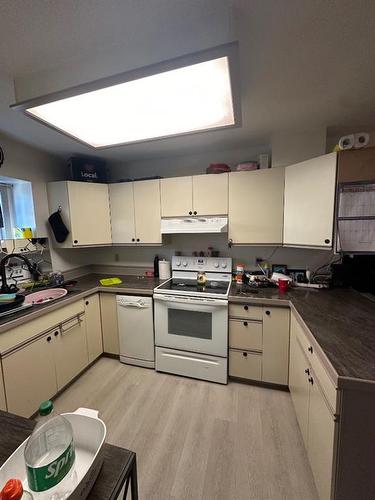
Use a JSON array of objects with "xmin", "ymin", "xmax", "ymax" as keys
[{"xmin": 116, "ymin": 295, "xmax": 155, "ymax": 368}]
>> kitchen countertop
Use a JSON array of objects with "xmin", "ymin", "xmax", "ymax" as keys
[
  {"xmin": 0, "ymin": 274, "xmax": 374, "ymax": 389},
  {"xmin": 0, "ymin": 273, "xmax": 163, "ymax": 334},
  {"xmin": 229, "ymin": 283, "xmax": 375, "ymax": 387}
]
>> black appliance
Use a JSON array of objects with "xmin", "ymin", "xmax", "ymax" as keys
[
  {"xmin": 68, "ymin": 156, "xmax": 108, "ymax": 183},
  {"xmin": 331, "ymin": 255, "xmax": 375, "ymax": 294}
]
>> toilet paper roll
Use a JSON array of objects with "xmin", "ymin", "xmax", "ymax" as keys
[
  {"xmin": 339, "ymin": 134, "xmax": 355, "ymax": 150},
  {"xmin": 354, "ymin": 132, "xmax": 369, "ymax": 149},
  {"xmin": 158, "ymin": 260, "xmax": 171, "ymax": 280}
]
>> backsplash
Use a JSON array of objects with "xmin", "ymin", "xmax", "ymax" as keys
[{"xmin": 79, "ymin": 233, "xmax": 334, "ymax": 274}]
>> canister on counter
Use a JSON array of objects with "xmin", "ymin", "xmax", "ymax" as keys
[{"xmin": 235, "ymin": 263, "xmax": 244, "ymax": 283}]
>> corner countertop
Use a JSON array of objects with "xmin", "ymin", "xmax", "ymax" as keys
[
  {"xmin": 0, "ymin": 273, "xmax": 163, "ymax": 335},
  {"xmin": 229, "ymin": 283, "xmax": 375, "ymax": 387}
]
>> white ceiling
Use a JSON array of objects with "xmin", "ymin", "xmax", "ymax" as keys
[{"xmin": 0, "ymin": 0, "xmax": 374, "ymax": 161}]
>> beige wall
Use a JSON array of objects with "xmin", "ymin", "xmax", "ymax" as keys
[
  {"xmin": 0, "ymin": 132, "xmax": 64, "ymax": 237},
  {"xmin": 271, "ymin": 128, "xmax": 327, "ymax": 168}
]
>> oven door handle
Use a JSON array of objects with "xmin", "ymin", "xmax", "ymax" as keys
[{"xmin": 153, "ymin": 294, "xmax": 228, "ymax": 306}]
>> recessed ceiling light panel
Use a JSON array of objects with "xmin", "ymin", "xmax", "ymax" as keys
[{"xmin": 12, "ymin": 44, "xmax": 240, "ymax": 149}]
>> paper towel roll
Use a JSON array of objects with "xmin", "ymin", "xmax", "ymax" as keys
[
  {"xmin": 158, "ymin": 260, "xmax": 171, "ymax": 280},
  {"xmin": 338, "ymin": 134, "xmax": 355, "ymax": 150}
]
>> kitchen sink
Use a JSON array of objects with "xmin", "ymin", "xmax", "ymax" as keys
[{"xmin": 24, "ymin": 288, "xmax": 68, "ymax": 305}]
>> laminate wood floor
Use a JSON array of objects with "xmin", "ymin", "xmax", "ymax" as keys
[{"xmin": 53, "ymin": 357, "xmax": 319, "ymax": 500}]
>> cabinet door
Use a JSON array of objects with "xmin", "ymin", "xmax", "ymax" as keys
[
  {"xmin": 0, "ymin": 360, "xmax": 6, "ymax": 411},
  {"xmin": 109, "ymin": 183, "xmax": 136, "ymax": 243},
  {"xmin": 160, "ymin": 176, "xmax": 192, "ymax": 216},
  {"xmin": 85, "ymin": 294, "xmax": 103, "ymax": 363},
  {"xmin": 134, "ymin": 179, "xmax": 162, "ymax": 243},
  {"xmin": 262, "ymin": 307, "xmax": 290, "ymax": 385},
  {"xmin": 283, "ymin": 153, "xmax": 337, "ymax": 248},
  {"xmin": 53, "ymin": 315, "xmax": 88, "ymax": 390},
  {"xmin": 289, "ymin": 326, "xmax": 310, "ymax": 447},
  {"xmin": 228, "ymin": 168, "xmax": 285, "ymax": 244},
  {"xmin": 68, "ymin": 182, "xmax": 112, "ymax": 246},
  {"xmin": 192, "ymin": 173, "xmax": 228, "ymax": 215},
  {"xmin": 100, "ymin": 293, "xmax": 119, "ymax": 355},
  {"xmin": 308, "ymin": 372, "xmax": 335, "ymax": 500},
  {"xmin": 2, "ymin": 333, "xmax": 57, "ymax": 417}
]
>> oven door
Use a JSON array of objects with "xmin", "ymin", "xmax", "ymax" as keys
[{"xmin": 154, "ymin": 293, "xmax": 228, "ymax": 357}]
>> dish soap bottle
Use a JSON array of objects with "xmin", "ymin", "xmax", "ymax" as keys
[
  {"xmin": 0, "ymin": 478, "xmax": 33, "ymax": 499},
  {"xmin": 24, "ymin": 401, "xmax": 76, "ymax": 498}
]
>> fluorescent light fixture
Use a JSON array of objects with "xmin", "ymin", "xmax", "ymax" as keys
[{"xmin": 12, "ymin": 43, "xmax": 240, "ymax": 149}]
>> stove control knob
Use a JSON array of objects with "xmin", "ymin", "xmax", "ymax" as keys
[
  {"xmin": 214, "ymin": 262, "xmax": 219, "ymax": 268},
  {"xmin": 175, "ymin": 261, "xmax": 181, "ymax": 267},
  {"xmin": 221, "ymin": 262, "xmax": 227, "ymax": 269},
  {"xmin": 182, "ymin": 261, "xmax": 188, "ymax": 267}
]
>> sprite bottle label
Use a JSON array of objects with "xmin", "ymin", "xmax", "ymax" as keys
[{"xmin": 26, "ymin": 439, "xmax": 75, "ymax": 492}]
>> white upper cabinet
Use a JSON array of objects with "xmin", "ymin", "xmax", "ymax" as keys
[
  {"xmin": 109, "ymin": 183, "xmax": 136, "ymax": 244},
  {"xmin": 192, "ymin": 173, "xmax": 228, "ymax": 215},
  {"xmin": 228, "ymin": 168, "xmax": 285, "ymax": 245},
  {"xmin": 47, "ymin": 181, "xmax": 112, "ymax": 247},
  {"xmin": 109, "ymin": 179, "xmax": 161, "ymax": 244},
  {"xmin": 133, "ymin": 179, "xmax": 162, "ymax": 244},
  {"xmin": 161, "ymin": 173, "xmax": 229, "ymax": 217},
  {"xmin": 160, "ymin": 176, "xmax": 193, "ymax": 217},
  {"xmin": 283, "ymin": 153, "xmax": 337, "ymax": 248}
]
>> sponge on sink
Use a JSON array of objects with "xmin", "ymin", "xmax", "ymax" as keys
[{"xmin": 100, "ymin": 277, "xmax": 122, "ymax": 286}]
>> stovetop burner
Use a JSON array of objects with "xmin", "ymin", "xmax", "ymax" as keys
[{"xmin": 157, "ymin": 278, "xmax": 230, "ymax": 295}]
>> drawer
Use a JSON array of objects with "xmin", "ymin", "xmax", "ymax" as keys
[
  {"xmin": 229, "ymin": 319, "xmax": 262, "ymax": 351},
  {"xmin": 229, "ymin": 303, "xmax": 263, "ymax": 320},
  {"xmin": 291, "ymin": 313, "xmax": 337, "ymax": 412},
  {"xmin": 156, "ymin": 347, "xmax": 227, "ymax": 384},
  {"xmin": 229, "ymin": 349, "xmax": 262, "ymax": 381}
]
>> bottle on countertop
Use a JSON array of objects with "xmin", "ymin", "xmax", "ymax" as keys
[
  {"xmin": 24, "ymin": 400, "xmax": 77, "ymax": 498},
  {"xmin": 154, "ymin": 255, "xmax": 159, "ymax": 278}
]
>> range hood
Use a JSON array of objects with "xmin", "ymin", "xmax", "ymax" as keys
[{"xmin": 161, "ymin": 216, "xmax": 228, "ymax": 234}]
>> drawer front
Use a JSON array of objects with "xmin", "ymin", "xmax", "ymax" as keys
[
  {"xmin": 229, "ymin": 303, "xmax": 263, "ymax": 320},
  {"xmin": 229, "ymin": 319, "xmax": 262, "ymax": 351},
  {"xmin": 291, "ymin": 313, "xmax": 337, "ymax": 412},
  {"xmin": 229, "ymin": 349, "xmax": 262, "ymax": 381},
  {"xmin": 156, "ymin": 347, "xmax": 227, "ymax": 384}
]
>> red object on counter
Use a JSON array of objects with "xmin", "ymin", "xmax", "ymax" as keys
[
  {"xmin": 1, "ymin": 478, "xmax": 23, "ymax": 500},
  {"xmin": 278, "ymin": 279, "xmax": 290, "ymax": 293}
]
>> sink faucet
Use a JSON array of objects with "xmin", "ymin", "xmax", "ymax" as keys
[{"xmin": 0, "ymin": 253, "xmax": 40, "ymax": 293}]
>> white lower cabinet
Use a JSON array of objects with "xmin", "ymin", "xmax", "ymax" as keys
[
  {"xmin": 0, "ymin": 298, "xmax": 101, "ymax": 418},
  {"xmin": 289, "ymin": 313, "xmax": 337, "ymax": 500},
  {"xmin": 54, "ymin": 314, "xmax": 89, "ymax": 390},
  {"xmin": 2, "ymin": 331, "xmax": 58, "ymax": 417},
  {"xmin": 0, "ymin": 360, "xmax": 6, "ymax": 411},
  {"xmin": 228, "ymin": 304, "xmax": 289, "ymax": 385},
  {"xmin": 85, "ymin": 294, "xmax": 103, "ymax": 363}
]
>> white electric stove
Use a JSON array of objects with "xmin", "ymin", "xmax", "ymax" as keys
[{"xmin": 153, "ymin": 256, "xmax": 232, "ymax": 384}]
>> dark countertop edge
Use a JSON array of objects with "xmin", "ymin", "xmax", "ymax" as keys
[
  {"xmin": 229, "ymin": 293, "xmax": 375, "ymax": 393},
  {"xmin": 0, "ymin": 279, "xmax": 159, "ymax": 335}
]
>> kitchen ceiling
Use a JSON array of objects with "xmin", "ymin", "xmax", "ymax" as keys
[{"xmin": 0, "ymin": 0, "xmax": 374, "ymax": 161}]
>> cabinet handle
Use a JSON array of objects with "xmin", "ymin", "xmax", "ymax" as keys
[
  {"xmin": 324, "ymin": 238, "xmax": 330, "ymax": 244},
  {"xmin": 308, "ymin": 377, "xmax": 314, "ymax": 385},
  {"xmin": 47, "ymin": 336, "xmax": 51, "ymax": 342},
  {"xmin": 54, "ymin": 330, "xmax": 59, "ymax": 337},
  {"xmin": 244, "ymin": 305, "xmax": 248, "ymax": 311},
  {"xmin": 73, "ymin": 240, "xmax": 78, "ymax": 244},
  {"xmin": 189, "ymin": 211, "xmax": 192, "ymax": 215},
  {"xmin": 305, "ymin": 368, "xmax": 310, "ymax": 375},
  {"xmin": 308, "ymin": 346, "xmax": 313, "ymax": 354},
  {"xmin": 193, "ymin": 211, "xmax": 197, "ymax": 215},
  {"xmin": 136, "ymin": 238, "xmax": 140, "ymax": 242},
  {"xmin": 242, "ymin": 352, "xmax": 248, "ymax": 357},
  {"xmin": 228, "ymin": 239, "xmax": 233, "ymax": 248},
  {"xmin": 85, "ymin": 300, "xmax": 89, "ymax": 305},
  {"xmin": 132, "ymin": 238, "xmax": 135, "ymax": 242},
  {"xmin": 243, "ymin": 321, "xmax": 248, "ymax": 327},
  {"xmin": 265, "ymin": 310, "xmax": 270, "ymax": 316}
]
